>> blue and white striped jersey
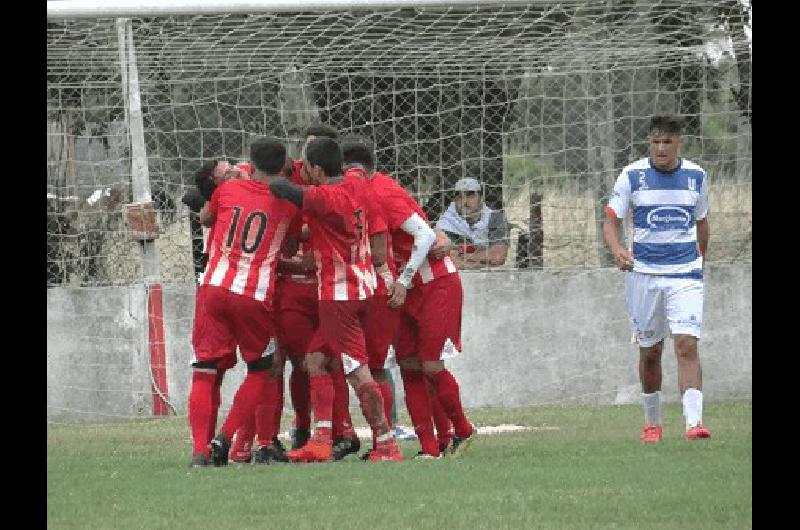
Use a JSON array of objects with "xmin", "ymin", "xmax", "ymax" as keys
[{"xmin": 607, "ymin": 158, "xmax": 708, "ymax": 279}]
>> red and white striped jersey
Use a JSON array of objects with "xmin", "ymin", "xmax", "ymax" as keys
[
  {"xmin": 301, "ymin": 169, "xmax": 387, "ymax": 301},
  {"xmin": 201, "ymin": 179, "xmax": 301, "ymax": 306},
  {"xmin": 370, "ymin": 171, "xmax": 458, "ymax": 287}
]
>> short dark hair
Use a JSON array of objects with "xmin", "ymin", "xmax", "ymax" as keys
[
  {"xmin": 305, "ymin": 137, "xmax": 342, "ymax": 178},
  {"xmin": 649, "ymin": 115, "xmax": 683, "ymax": 136},
  {"xmin": 195, "ymin": 159, "xmax": 220, "ymax": 200},
  {"xmin": 304, "ymin": 123, "xmax": 338, "ymax": 140},
  {"xmin": 250, "ymin": 137, "xmax": 287, "ymax": 174},
  {"xmin": 340, "ymin": 136, "xmax": 375, "ymax": 172}
]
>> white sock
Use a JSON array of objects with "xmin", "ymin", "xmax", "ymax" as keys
[
  {"xmin": 682, "ymin": 388, "xmax": 703, "ymax": 429},
  {"xmin": 642, "ymin": 391, "xmax": 662, "ymax": 425}
]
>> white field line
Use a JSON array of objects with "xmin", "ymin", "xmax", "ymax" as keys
[{"xmin": 279, "ymin": 424, "xmax": 559, "ymax": 441}]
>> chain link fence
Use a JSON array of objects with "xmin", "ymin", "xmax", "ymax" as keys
[{"xmin": 47, "ymin": 1, "xmax": 751, "ymax": 287}]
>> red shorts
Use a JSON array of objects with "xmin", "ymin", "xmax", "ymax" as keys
[
  {"xmin": 275, "ymin": 279, "xmax": 319, "ymax": 361},
  {"xmin": 307, "ymin": 299, "xmax": 369, "ymax": 374},
  {"xmin": 395, "ymin": 273, "xmax": 463, "ymax": 362},
  {"xmin": 364, "ymin": 293, "xmax": 402, "ymax": 370},
  {"xmin": 192, "ymin": 285, "xmax": 276, "ymax": 364}
]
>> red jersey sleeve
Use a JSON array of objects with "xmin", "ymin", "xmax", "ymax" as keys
[
  {"xmin": 380, "ymin": 187, "xmax": 417, "ymax": 231},
  {"xmin": 364, "ymin": 194, "xmax": 388, "ymax": 236}
]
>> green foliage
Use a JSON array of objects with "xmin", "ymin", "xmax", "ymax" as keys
[{"xmin": 48, "ymin": 401, "xmax": 751, "ymax": 529}]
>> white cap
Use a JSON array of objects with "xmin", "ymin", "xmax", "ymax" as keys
[{"xmin": 454, "ymin": 178, "xmax": 482, "ymax": 193}]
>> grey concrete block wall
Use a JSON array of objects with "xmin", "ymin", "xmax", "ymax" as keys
[
  {"xmin": 47, "ymin": 263, "xmax": 752, "ymax": 423},
  {"xmin": 47, "ymin": 285, "xmax": 154, "ymax": 423}
]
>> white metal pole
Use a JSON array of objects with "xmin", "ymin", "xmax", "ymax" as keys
[
  {"xmin": 121, "ymin": 18, "xmax": 161, "ymax": 282},
  {"xmin": 49, "ymin": 0, "xmax": 542, "ymax": 18}
]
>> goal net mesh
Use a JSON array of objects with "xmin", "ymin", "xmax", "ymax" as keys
[{"xmin": 47, "ymin": 1, "xmax": 751, "ymax": 286}]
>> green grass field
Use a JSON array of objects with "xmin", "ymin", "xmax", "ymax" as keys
[{"xmin": 47, "ymin": 400, "xmax": 751, "ymax": 529}]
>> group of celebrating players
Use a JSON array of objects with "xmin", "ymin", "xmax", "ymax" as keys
[{"xmin": 183, "ymin": 125, "xmax": 476, "ymax": 466}]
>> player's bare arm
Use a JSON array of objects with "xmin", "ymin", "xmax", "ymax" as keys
[
  {"xmin": 199, "ymin": 203, "xmax": 215, "ymax": 227},
  {"xmin": 696, "ymin": 217, "xmax": 710, "ymax": 259},
  {"xmin": 602, "ymin": 212, "xmax": 633, "ymax": 271},
  {"xmin": 370, "ymin": 232, "xmax": 388, "ymax": 268}
]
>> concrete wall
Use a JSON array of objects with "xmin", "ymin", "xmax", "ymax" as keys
[{"xmin": 47, "ymin": 263, "xmax": 752, "ymax": 423}]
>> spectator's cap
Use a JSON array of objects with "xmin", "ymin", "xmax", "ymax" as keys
[{"xmin": 454, "ymin": 177, "xmax": 482, "ymax": 193}]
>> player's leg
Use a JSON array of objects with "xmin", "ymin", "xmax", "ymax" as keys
[
  {"xmin": 364, "ymin": 296, "xmax": 403, "ymax": 433},
  {"xmin": 210, "ymin": 293, "xmax": 277, "ymax": 466},
  {"xmin": 237, "ymin": 304, "xmax": 287, "ymax": 464},
  {"xmin": 330, "ymin": 300, "xmax": 401, "ymax": 462},
  {"xmin": 328, "ymin": 356, "xmax": 360, "ymax": 461},
  {"xmin": 286, "ymin": 331, "xmax": 335, "ymax": 463},
  {"xmin": 395, "ymin": 304, "xmax": 440, "ymax": 458},
  {"xmin": 427, "ymin": 378, "xmax": 453, "ymax": 451},
  {"xmin": 276, "ymin": 281, "xmax": 316, "ymax": 449},
  {"xmin": 209, "ymin": 351, "xmax": 236, "ymax": 445},
  {"xmin": 188, "ymin": 285, "xmax": 236, "ymax": 466},
  {"xmin": 628, "ymin": 272, "xmax": 669, "ymax": 442},
  {"xmin": 188, "ymin": 360, "xmax": 219, "ymax": 467},
  {"xmin": 665, "ymin": 278, "xmax": 710, "ymax": 439},
  {"xmin": 415, "ymin": 274, "xmax": 474, "ymax": 457},
  {"xmin": 288, "ymin": 357, "xmax": 311, "ymax": 448}
]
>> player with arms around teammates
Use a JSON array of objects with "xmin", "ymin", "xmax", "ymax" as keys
[
  {"xmin": 188, "ymin": 137, "xmax": 302, "ymax": 466},
  {"xmin": 269, "ymin": 137, "xmax": 404, "ymax": 462},
  {"xmin": 603, "ymin": 115, "xmax": 712, "ymax": 443},
  {"xmin": 340, "ymin": 136, "xmax": 475, "ymax": 459}
]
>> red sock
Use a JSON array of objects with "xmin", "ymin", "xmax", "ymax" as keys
[
  {"xmin": 331, "ymin": 366, "xmax": 355, "ymax": 439},
  {"xmin": 188, "ymin": 370, "xmax": 216, "ymax": 456},
  {"xmin": 355, "ymin": 381, "xmax": 390, "ymax": 441},
  {"xmin": 271, "ymin": 374, "xmax": 285, "ymax": 440},
  {"xmin": 428, "ymin": 369, "xmax": 472, "ymax": 439},
  {"xmin": 254, "ymin": 374, "xmax": 280, "ymax": 446},
  {"xmin": 290, "ymin": 368, "xmax": 311, "ymax": 430},
  {"xmin": 427, "ymin": 378, "xmax": 453, "ymax": 446},
  {"xmin": 207, "ymin": 370, "xmax": 225, "ymax": 443},
  {"xmin": 220, "ymin": 370, "xmax": 269, "ymax": 442},
  {"xmin": 232, "ymin": 414, "xmax": 256, "ymax": 455},
  {"xmin": 378, "ymin": 379, "xmax": 394, "ymax": 430},
  {"xmin": 400, "ymin": 368, "xmax": 439, "ymax": 456},
  {"xmin": 309, "ymin": 374, "xmax": 334, "ymax": 442}
]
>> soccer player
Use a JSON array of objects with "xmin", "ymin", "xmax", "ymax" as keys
[
  {"xmin": 340, "ymin": 137, "xmax": 474, "ymax": 459},
  {"xmin": 341, "ymin": 138, "xmax": 455, "ymax": 457},
  {"xmin": 184, "ymin": 159, "xmax": 254, "ymax": 466},
  {"xmin": 191, "ymin": 137, "xmax": 302, "ymax": 466},
  {"xmin": 228, "ymin": 126, "xmax": 362, "ymax": 463},
  {"xmin": 269, "ymin": 137, "xmax": 403, "ymax": 462},
  {"xmin": 286, "ymin": 125, "xmax": 362, "ymax": 461},
  {"xmin": 603, "ymin": 115, "xmax": 711, "ymax": 443}
]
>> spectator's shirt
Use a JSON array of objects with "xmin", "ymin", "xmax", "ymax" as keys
[
  {"xmin": 301, "ymin": 169, "xmax": 385, "ymax": 301},
  {"xmin": 370, "ymin": 171, "xmax": 458, "ymax": 287},
  {"xmin": 435, "ymin": 202, "xmax": 509, "ymax": 249},
  {"xmin": 202, "ymin": 179, "xmax": 301, "ymax": 305},
  {"xmin": 606, "ymin": 157, "xmax": 708, "ymax": 279}
]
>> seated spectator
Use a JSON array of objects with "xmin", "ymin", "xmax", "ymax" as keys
[{"xmin": 435, "ymin": 177, "xmax": 509, "ymax": 269}]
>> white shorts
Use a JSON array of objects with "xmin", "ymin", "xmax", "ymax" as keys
[{"xmin": 625, "ymin": 272, "xmax": 703, "ymax": 348}]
